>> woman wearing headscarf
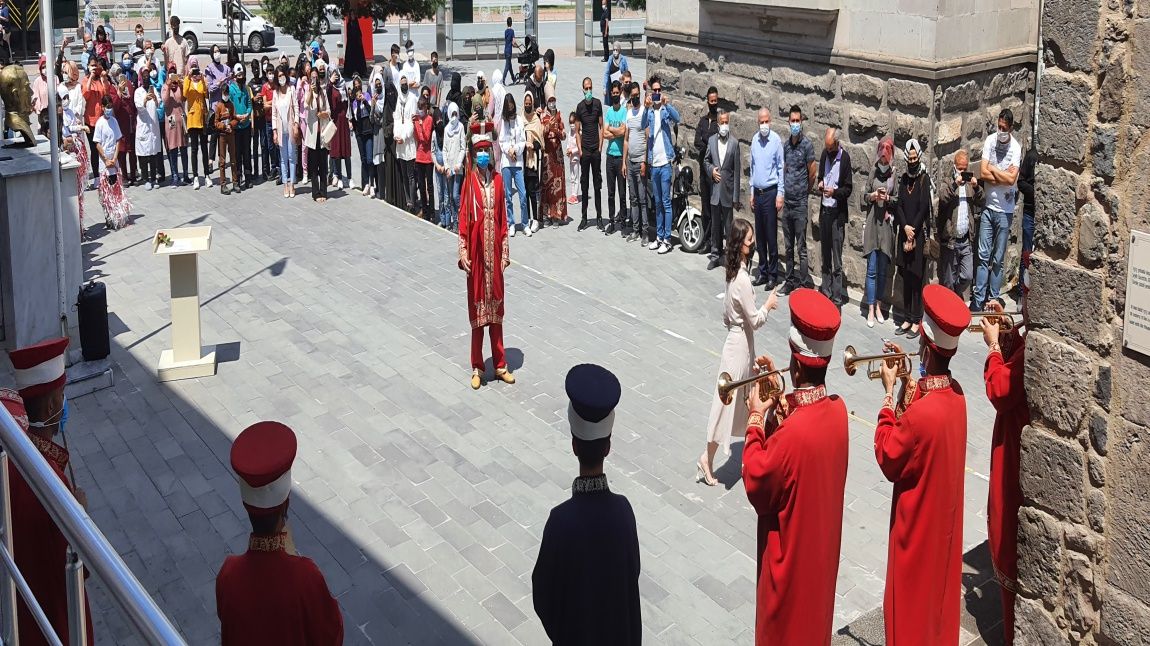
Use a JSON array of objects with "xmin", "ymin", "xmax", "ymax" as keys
[
  {"xmin": 369, "ymin": 66, "xmax": 393, "ymax": 202},
  {"xmin": 133, "ymin": 70, "xmax": 163, "ymax": 190},
  {"xmin": 162, "ymin": 62, "xmax": 188, "ymax": 187},
  {"xmin": 444, "ymin": 72, "xmax": 462, "ymax": 119},
  {"xmin": 327, "ymin": 67, "xmax": 352, "ymax": 190},
  {"xmin": 109, "ymin": 62, "xmax": 138, "ymax": 187},
  {"xmin": 522, "ymin": 90, "xmax": 544, "ymax": 233},
  {"xmin": 540, "ymin": 93, "xmax": 567, "ymax": 223},
  {"xmin": 205, "ymin": 44, "xmax": 230, "ymax": 163},
  {"xmin": 441, "ymin": 103, "xmax": 467, "ymax": 231},
  {"xmin": 295, "ymin": 54, "xmax": 312, "ymax": 183},
  {"xmin": 183, "ymin": 56, "xmax": 211, "ymax": 188},
  {"xmin": 487, "ymin": 67, "xmax": 507, "ymax": 170},
  {"xmin": 894, "ymin": 138, "xmax": 933, "ymax": 337},
  {"xmin": 58, "ymin": 83, "xmax": 90, "ymax": 227},
  {"xmin": 860, "ymin": 137, "xmax": 897, "ymax": 327},
  {"xmin": 350, "ymin": 76, "xmax": 375, "ymax": 197},
  {"xmin": 394, "ymin": 76, "xmax": 417, "ymax": 211}
]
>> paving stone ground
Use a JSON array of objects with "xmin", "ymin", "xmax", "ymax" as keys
[{"xmin": 4, "ymin": 55, "xmax": 1008, "ymax": 645}]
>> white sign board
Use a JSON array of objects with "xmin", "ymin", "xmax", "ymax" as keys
[{"xmin": 1124, "ymin": 230, "xmax": 1150, "ymax": 357}]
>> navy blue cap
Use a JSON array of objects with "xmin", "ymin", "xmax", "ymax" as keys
[{"xmin": 565, "ymin": 364, "xmax": 621, "ymax": 440}]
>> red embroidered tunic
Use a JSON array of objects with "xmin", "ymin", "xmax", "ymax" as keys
[
  {"xmin": 458, "ymin": 170, "xmax": 508, "ymax": 329},
  {"xmin": 9, "ymin": 434, "xmax": 94, "ymax": 646},
  {"xmin": 743, "ymin": 385, "xmax": 848, "ymax": 646},
  {"xmin": 874, "ymin": 374, "xmax": 967, "ymax": 646},
  {"xmin": 984, "ymin": 331, "xmax": 1028, "ymax": 645},
  {"xmin": 216, "ymin": 532, "xmax": 343, "ymax": 646}
]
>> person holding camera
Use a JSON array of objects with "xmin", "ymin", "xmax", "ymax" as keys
[
  {"xmin": 937, "ymin": 148, "xmax": 985, "ymax": 301},
  {"xmin": 860, "ymin": 137, "xmax": 896, "ymax": 328}
]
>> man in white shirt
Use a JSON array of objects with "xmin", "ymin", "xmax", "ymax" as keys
[
  {"xmin": 974, "ymin": 108, "xmax": 1022, "ymax": 310},
  {"xmin": 93, "ymin": 95, "xmax": 121, "ymax": 182},
  {"xmin": 400, "ymin": 40, "xmax": 421, "ymax": 91}
]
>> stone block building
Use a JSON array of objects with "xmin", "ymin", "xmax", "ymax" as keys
[
  {"xmin": 1015, "ymin": 0, "xmax": 1150, "ymax": 642},
  {"xmin": 645, "ymin": 0, "xmax": 1037, "ymax": 294}
]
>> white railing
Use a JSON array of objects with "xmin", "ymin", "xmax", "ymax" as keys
[{"xmin": 0, "ymin": 405, "xmax": 186, "ymax": 646}]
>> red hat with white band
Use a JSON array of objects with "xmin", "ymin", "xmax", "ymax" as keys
[
  {"xmin": 921, "ymin": 284, "xmax": 972, "ymax": 358},
  {"xmin": 7, "ymin": 337, "xmax": 69, "ymax": 400},
  {"xmin": 231, "ymin": 421, "xmax": 297, "ymax": 515},
  {"xmin": 787, "ymin": 289, "xmax": 840, "ymax": 369}
]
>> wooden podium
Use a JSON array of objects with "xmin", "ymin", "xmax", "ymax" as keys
[{"xmin": 153, "ymin": 226, "xmax": 216, "ymax": 381}]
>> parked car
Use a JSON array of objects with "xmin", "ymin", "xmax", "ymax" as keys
[
  {"xmin": 172, "ymin": 0, "xmax": 277, "ymax": 53},
  {"xmin": 319, "ymin": 5, "xmax": 382, "ymax": 34}
]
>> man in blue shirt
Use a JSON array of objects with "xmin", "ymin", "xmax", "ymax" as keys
[
  {"xmin": 603, "ymin": 80, "xmax": 628, "ymax": 235},
  {"xmin": 747, "ymin": 107, "xmax": 786, "ymax": 289},
  {"xmin": 503, "ymin": 17, "xmax": 517, "ymax": 86},
  {"xmin": 641, "ymin": 76, "xmax": 680, "ymax": 254}
]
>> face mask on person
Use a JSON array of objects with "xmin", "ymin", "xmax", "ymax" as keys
[
  {"xmin": 877, "ymin": 162, "xmax": 890, "ymax": 173},
  {"xmin": 450, "ymin": 113, "xmax": 459, "ymax": 125},
  {"xmin": 476, "ymin": 151, "xmax": 490, "ymax": 168},
  {"xmin": 584, "ymin": 90, "xmax": 593, "ymax": 102},
  {"xmin": 759, "ymin": 123, "xmax": 770, "ymax": 138},
  {"xmin": 318, "ymin": 71, "xmax": 326, "ymax": 81},
  {"xmin": 611, "ymin": 93, "xmax": 620, "ymax": 107},
  {"xmin": 708, "ymin": 103, "xmax": 717, "ymax": 116},
  {"xmin": 629, "ymin": 95, "xmax": 639, "ymax": 108},
  {"xmin": 548, "ymin": 100, "xmax": 557, "ymax": 112},
  {"xmin": 150, "ymin": 70, "xmax": 158, "ymax": 80},
  {"xmin": 477, "ymin": 80, "xmax": 486, "ymax": 91},
  {"xmin": 407, "ymin": 51, "xmax": 415, "ymax": 63},
  {"xmin": 718, "ymin": 123, "xmax": 730, "ymax": 138},
  {"xmin": 613, "ymin": 49, "xmax": 620, "ymax": 60},
  {"xmin": 145, "ymin": 48, "xmax": 154, "ymax": 59},
  {"xmin": 789, "ymin": 122, "xmax": 801, "ymax": 137},
  {"xmin": 997, "ymin": 129, "xmax": 1010, "ymax": 144},
  {"xmin": 104, "ymin": 107, "xmax": 114, "ymax": 119},
  {"xmin": 213, "ymin": 52, "xmax": 221, "ymax": 63},
  {"xmin": 278, "ymin": 75, "xmax": 287, "ymax": 85},
  {"xmin": 28, "ymin": 396, "xmax": 68, "ymax": 432},
  {"xmin": 907, "ymin": 160, "xmax": 921, "ymax": 176}
]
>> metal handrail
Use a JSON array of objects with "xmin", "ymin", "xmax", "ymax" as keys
[{"xmin": 0, "ymin": 406, "xmax": 187, "ymax": 645}]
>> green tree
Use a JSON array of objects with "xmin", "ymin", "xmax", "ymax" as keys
[{"xmin": 261, "ymin": 0, "xmax": 445, "ymax": 50}]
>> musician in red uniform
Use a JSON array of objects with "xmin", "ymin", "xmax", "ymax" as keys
[
  {"xmin": 459, "ymin": 135, "xmax": 515, "ymax": 390},
  {"xmin": 981, "ymin": 275, "xmax": 1030, "ymax": 645},
  {"xmin": 5, "ymin": 337, "xmax": 94, "ymax": 646},
  {"xmin": 742, "ymin": 288, "xmax": 848, "ymax": 645},
  {"xmin": 875, "ymin": 284, "xmax": 972, "ymax": 645},
  {"xmin": 215, "ymin": 421, "xmax": 343, "ymax": 645}
]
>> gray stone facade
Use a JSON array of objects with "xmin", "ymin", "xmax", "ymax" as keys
[
  {"xmin": 1016, "ymin": 0, "xmax": 1150, "ymax": 642},
  {"xmin": 645, "ymin": 40, "xmax": 1035, "ymax": 298}
]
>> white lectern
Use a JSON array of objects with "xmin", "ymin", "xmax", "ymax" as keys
[{"xmin": 153, "ymin": 226, "xmax": 216, "ymax": 381}]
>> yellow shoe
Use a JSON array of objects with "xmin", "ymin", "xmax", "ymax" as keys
[
  {"xmin": 495, "ymin": 368, "xmax": 515, "ymax": 384},
  {"xmin": 470, "ymin": 370, "xmax": 482, "ymax": 390}
]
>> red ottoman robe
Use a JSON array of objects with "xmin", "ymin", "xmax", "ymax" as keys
[
  {"xmin": 985, "ymin": 332, "xmax": 1028, "ymax": 645},
  {"xmin": 10, "ymin": 435, "xmax": 94, "ymax": 646},
  {"xmin": 216, "ymin": 533, "xmax": 343, "ymax": 646},
  {"xmin": 874, "ymin": 374, "xmax": 967, "ymax": 646},
  {"xmin": 743, "ymin": 385, "xmax": 849, "ymax": 645},
  {"xmin": 458, "ymin": 169, "xmax": 508, "ymax": 329}
]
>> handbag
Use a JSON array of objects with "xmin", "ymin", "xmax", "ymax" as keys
[{"xmin": 321, "ymin": 119, "xmax": 337, "ymax": 148}]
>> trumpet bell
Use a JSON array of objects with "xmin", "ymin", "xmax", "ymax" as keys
[{"xmin": 716, "ymin": 370, "xmax": 787, "ymax": 405}]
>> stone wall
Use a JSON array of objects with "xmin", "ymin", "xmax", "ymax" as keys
[
  {"xmin": 646, "ymin": 40, "xmax": 1035, "ymax": 298},
  {"xmin": 1015, "ymin": 0, "xmax": 1150, "ymax": 643}
]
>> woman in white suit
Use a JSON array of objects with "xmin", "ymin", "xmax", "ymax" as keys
[{"xmin": 697, "ymin": 218, "xmax": 779, "ymax": 486}]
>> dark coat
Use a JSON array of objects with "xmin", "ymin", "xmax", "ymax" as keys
[
  {"xmin": 895, "ymin": 171, "xmax": 933, "ymax": 275},
  {"xmin": 817, "ymin": 146, "xmax": 853, "ymax": 214},
  {"xmin": 532, "ymin": 478, "xmax": 642, "ymax": 646}
]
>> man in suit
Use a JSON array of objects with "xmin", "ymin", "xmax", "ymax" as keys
[
  {"xmin": 816, "ymin": 127, "xmax": 853, "ymax": 307},
  {"xmin": 704, "ymin": 109, "xmax": 741, "ymax": 270}
]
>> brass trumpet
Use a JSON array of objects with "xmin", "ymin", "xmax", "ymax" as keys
[
  {"xmin": 717, "ymin": 369, "xmax": 788, "ymax": 405},
  {"xmin": 843, "ymin": 345, "xmax": 914, "ymax": 380},
  {"xmin": 967, "ymin": 310, "xmax": 1022, "ymax": 332}
]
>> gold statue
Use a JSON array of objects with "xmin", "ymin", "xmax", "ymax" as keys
[{"xmin": 0, "ymin": 64, "xmax": 37, "ymax": 147}]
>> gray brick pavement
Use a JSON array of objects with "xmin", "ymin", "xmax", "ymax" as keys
[{"xmin": 0, "ymin": 53, "xmax": 1012, "ymax": 645}]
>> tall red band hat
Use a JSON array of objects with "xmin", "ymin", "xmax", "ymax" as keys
[
  {"xmin": 231, "ymin": 421, "xmax": 297, "ymax": 515},
  {"xmin": 921, "ymin": 284, "xmax": 972, "ymax": 357},
  {"xmin": 1, "ymin": 389, "xmax": 30, "ymax": 433},
  {"xmin": 787, "ymin": 289, "xmax": 841, "ymax": 369},
  {"xmin": 7, "ymin": 338, "xmax": 69, "ymax": 400}
]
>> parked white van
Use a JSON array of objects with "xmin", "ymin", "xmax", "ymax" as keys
[{"xmin": 172, "ymin": 0, "xmax": 277, "ymax": 53}]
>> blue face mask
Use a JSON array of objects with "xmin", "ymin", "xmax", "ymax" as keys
[
  {"xmin": 789, "ymin": 123, "xmax": 801, "ymax": 137},
  {"xmin": 59, "ymin": 397, "xmax": 69, "ymax": 434},
  {"xmin": 476, "ymin": 152, "xmax": 491, "ymax": 169}
]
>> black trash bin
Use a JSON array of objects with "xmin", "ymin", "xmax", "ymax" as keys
[{"xmin": 76, "ymin": 281, "xmax": 110, "ymax": 361}]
